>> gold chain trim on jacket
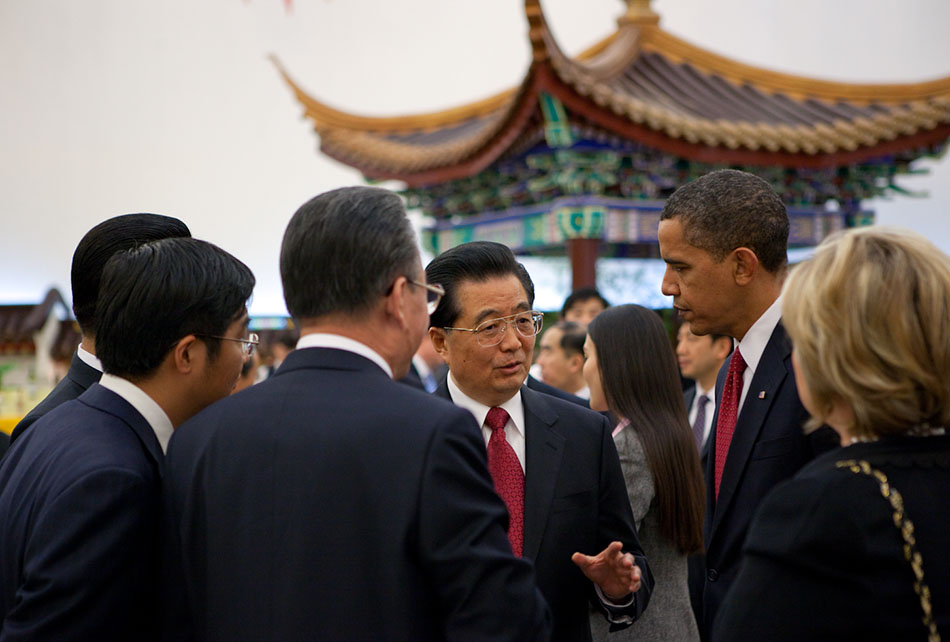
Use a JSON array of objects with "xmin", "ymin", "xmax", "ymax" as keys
[{"xmin": 835, "ymin": 459, "xmax": 940, "ymax": 642}]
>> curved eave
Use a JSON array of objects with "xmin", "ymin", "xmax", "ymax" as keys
[
  {"xmin": 537, "ymin": 64, "xmax": 950, "ymax": 169},
  {"xmin": 271, "ymin": 54, "xmax": 517, "ymax": 133},
  {"xmin": 637, "ymin": 25, "xmax": 950, "ymax": 104}
]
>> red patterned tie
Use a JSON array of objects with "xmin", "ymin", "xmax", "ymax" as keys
[
  {"xmin": 714, "ymin": 348, "xmax": 747, "ymax": 500},
  {"xmin": 485, "ymin": 407, "xmax": 524, "ymax": 557}
]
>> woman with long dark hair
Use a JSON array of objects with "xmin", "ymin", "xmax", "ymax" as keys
[{"xmin": 585, "ymin": 304, "xmax": 705, "ymax": 642}]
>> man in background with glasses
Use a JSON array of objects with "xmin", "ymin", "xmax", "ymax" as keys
[
  {"xmin": 0, "ymin": 237, "xmax": 255, "ymax": 640},
  {"xmin": 427, "ymin": 241, "xmax": 654, "ymax": 642},
  {"xmin": 161, "ymin": 187, "xmax": 551, "ymax": 642}
]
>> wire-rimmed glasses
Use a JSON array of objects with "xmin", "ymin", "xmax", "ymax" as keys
[
  {"xmin": 408, "ymin": 279, "xmax": 445, "ymax": 315},
  {"xmin": 443, "ymin": 310, "xmax": 543, "ymax": 347},
  {"xmin": 197, "ymin": 332, "xmax": 260, "ymax": 358}
]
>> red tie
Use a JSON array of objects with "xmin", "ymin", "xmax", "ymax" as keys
[
  {"xmin": 714, "ymin": 348, "xmax": 747, "ymax": 500},
  {"xmin": 485, "ymin": 407, "xmax": 524, "ymax": 557}
]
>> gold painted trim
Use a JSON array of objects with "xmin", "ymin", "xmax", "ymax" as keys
[{"xmin": 638, "ymin": 26, "xmax": 950, "ymax": 103}]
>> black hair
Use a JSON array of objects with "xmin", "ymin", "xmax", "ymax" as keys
[
  {"xmin": 71, "ymin": 213, "xmax": 191, "ymax": 335},
  {"xmin": 660, "ymin": 169, "xmax": 789, "ymax": 273},
  {"xmin": 588, "ymin": 304, "xmax": 705, "ymax": 554},
  {"xmin": 551, "ymin": 320, "xmax": 586, "ymax": 357},
  {"xmin": 560, "ymin": 287, "xmax": 610, "ymax": 318},
  {"xmin": 425, "ymin": 241, "xmax": 535, "ymax": 329},
  {"xmin": 96, "ymin": 237, "xmax": 255, "ymax": 379},
  {"xmin": 280, "ymin": 187, "xmax": 418, "ymax": 320}
]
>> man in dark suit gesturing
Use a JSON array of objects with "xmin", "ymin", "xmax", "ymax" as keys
[
  {"xmin": 161, "ymin": 187, "xmax": 551, "ymax": 642},
  {"xmin": 11, "ymin": 213, "xmax": 190, "ymax": 443},
  {"xmin": 0, "ymin": 238, "xmax": 255, "ymax": 640},
  {"xmin": 658, "ymin": 169, "xmax": 837, "ymax": 640},
  {"xmin": 426, "ymin": 241, "xmax": 653, "ymax": 642}
]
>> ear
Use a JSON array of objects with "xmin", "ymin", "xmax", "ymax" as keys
[
  {"xmin": 171, "ymin": 335, "xmax": 202, "ymax": 375},
  {"xmin": 712, "ymin": 336, "xmax": 732, "ymax": 361},
  {"xmin": 429, "ymin": 326, "xmax": 449, "ymax": 360},
  {"xmin": 732, "ymin": 247, "xmax": 759, "ymax": 286},
  {"xmin": 567, "ymin": 352, "xmax": 584, "ymax": 374},
  {"xmin": 825, "ymin": 397, "xmax": 856, "ymax": 434},
  {"xmin": 384, "ymin": 275, "xmax": 411, "ymax": 328}
]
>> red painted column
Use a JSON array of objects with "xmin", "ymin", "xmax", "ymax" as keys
[{"xmin": 568, "ymin": 238, "xmax": 599, "ymax": 290}]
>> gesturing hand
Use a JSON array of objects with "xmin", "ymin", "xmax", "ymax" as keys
[{"xmin": 571, "ymin": 540, "xmax": 641, "ymax": 601}]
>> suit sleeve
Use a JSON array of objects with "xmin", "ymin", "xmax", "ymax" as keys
[
  {"xmin": 593, "ymin": 415, "xmax": 654, "ymax": 628},
  {"xmin": 416, "ymin": 407, "xmax": 552, "ymax": 642},
  {"xmin": 1, "ymin": 468, "xmax": 159, "ymax": 642}
]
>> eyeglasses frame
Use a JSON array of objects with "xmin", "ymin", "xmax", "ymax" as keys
[
  {"xmin": 196, "ymin": 331, "xmax": 260, "ymax": 358},
  {"xmin": 407, "ymin": 279, "xmax": 445, "ymax": 315},
  {"xmin": 443, "ymin": 310, "xmax": 544, "ymax": 347}
]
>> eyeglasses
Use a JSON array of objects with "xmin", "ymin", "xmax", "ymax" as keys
[
  {"xmin": 408, "ymin": 279, "xmax": 445, "ymax": 315},
  {"xmin": 444, "ymin": 310, "xmax": 544, "ymax": 347},
  {"xmin": 197, "ymin": 332, "xmax": 260, "ymax": 358}
]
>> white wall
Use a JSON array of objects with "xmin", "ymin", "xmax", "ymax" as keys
[{"xmin": 1, "ymin": 0, "xmax": 948, "ymax": 315}]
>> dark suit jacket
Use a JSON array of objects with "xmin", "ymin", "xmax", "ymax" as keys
[
  {"xmin": 713, "ymin": 435, "xmax": 950, "ymax": 641},
  {"xmin": 695, "ymin": 321, "xmax": 838, "ymax": 640},
  {"xmin": 683, "ymin": 385, "xmax": 708, "ymax": 625},
  {"xmin": 437, "ymin": 380, "xmax": 654, "ymax": 642},
  {"xmin": 0, "ymin": 385, "xmax": 164, "ymax": 641},
  {"xmin": 682, "ymin": 386, "xmax": 710, "ymax": 465},
  {"xmin": 10, "ymin": 353, "xmax": 101, "ymax": 443},
  {"xmin": 161, "ymin": 348, "xmax": 550, "ymax": 642},
  {"xmin": 526, "ymin": 374, "xmax": 589, "ymax": 407}
]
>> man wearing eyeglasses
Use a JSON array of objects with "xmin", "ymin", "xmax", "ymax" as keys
[
  {"xmin": 161, "ymin": 187, "xmax": 551, "ymax": 642},
  {"xmin": 0, "ymin": 238, "xmax": 255, "ymax": 640},
  {"xmin": 427, "ymin": 241, "xmax": 654, "ymax": 642}
]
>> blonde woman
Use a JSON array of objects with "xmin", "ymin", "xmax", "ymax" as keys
[{"xmin": 714, "ymin": 227, "xmax": 950, "ymax": 641}]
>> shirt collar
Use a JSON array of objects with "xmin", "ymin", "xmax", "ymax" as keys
[
  {"xmin": 735, "ymin": 296, "xmax": 783, "ymax": 375},
  {"xmin": 77, "ymin": 344, "xmax": 103, "ymax": 372},
  {"xmin": 446, "ymin": 373, "xmax": 525, "ymax": 440},
  {"xmin": 694, "ymin": 382, "xmax": 715, "ymax": 400},
  {"xmin": 97, "ymin": 374, "xmax": 174, "ymax": 454},
  {"xmin": 296, "ymin": 333, "xmax": 393, "ymax": 379}
]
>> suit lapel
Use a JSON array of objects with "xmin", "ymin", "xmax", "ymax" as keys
[
  {"xmin": 520, "ymin": 386, "xmax": 565, "ymax": 562},
  {"xmin": 709, "ymin": 323, "xmax": 791, "ymax": 538}
]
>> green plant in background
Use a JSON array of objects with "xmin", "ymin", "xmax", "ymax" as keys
[{"xmin": 0, "ymin": 363, "xmax": 14, "ymax": 390}]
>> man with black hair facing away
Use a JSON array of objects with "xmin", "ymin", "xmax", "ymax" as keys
[
  {"xmin": 11, "ymin": 213, "xmax": 190, "ymax": 443},
  {"xmin": 0, "ymin": 237, "xmax": 255, "ymax": 641}
]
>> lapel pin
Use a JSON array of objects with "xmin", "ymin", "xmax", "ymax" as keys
[{"xmin": 758, "ymin": 391, "xmax": 767, "ymax": 399}]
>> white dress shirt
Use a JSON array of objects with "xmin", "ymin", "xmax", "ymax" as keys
[
  {"xmin": 98, "ymin": 374, "xmax": 174, "ymax": 454},
  {"xmin": 447, "ymin": 374, "xmax": 526, "ymax": 472},
  {"xmin": 734, "ymin": 296, "xmax": 783, "ymax": 416},
  {"xmin": 77, "ymin": 345, "xmax": 103, "ymax": 373},
  {"xmin": 296, "ymin": 333, "xmax": 393, "ymax": 379}
]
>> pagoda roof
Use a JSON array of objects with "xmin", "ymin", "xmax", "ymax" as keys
[{"xmin": 276, "ymin": 0, "xmax": 950, "ymax": 187}]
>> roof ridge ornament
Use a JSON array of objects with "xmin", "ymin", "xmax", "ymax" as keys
[{"xmin": 619, "ymin": 0, "xmax": 660, "ymax": 26}]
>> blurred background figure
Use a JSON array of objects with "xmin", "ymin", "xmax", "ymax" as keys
[
  {"xmin": 561, "ymin": 288, "xmax": 610, "ymax": 327},
  {"xmin": 676, "ymin": 322, "xmax": 731, "ymax": 461},
  {"xmin": 261, "ymin": 330, "xmax": 297, "ymax": 379},
  {"xmin": 400, "ymin": 334, "xmax": 447, "ymax": 393},
  {"xmin": 232, "ymin": 350, "xmax": 260, "ymax": 395},
  {"xmin": 584, "ymin": 304, "xmax": 705, "ymax": 642},
  {"xmin": 537, "ymin": 321, "xmax": 589, "ymax": 400},
  {"xmin": 714, "ymin": 227, "xmax": 950, "ymax": 641}
]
